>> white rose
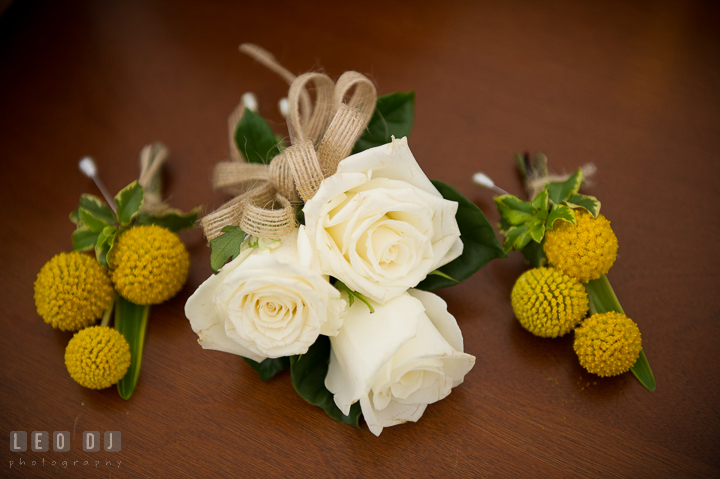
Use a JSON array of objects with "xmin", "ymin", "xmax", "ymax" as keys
[
  {"xmin": 302, "ymin": 137, "xmax": 463, "ymax": 304},
  {"xmin": 185, "ymin": 229, "xmax": 346, "ymax": 361},
  {"xmin": 325, "ymin": 289, "xmax": 475, "ymax": 436}
]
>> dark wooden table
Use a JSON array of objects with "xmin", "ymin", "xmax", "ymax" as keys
[{"xmin": 2, "ymin": 0, "xmax": 719, "ymax": 477}]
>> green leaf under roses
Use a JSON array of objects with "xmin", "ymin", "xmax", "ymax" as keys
[
  {"xmin": 114, "ymin": 181, "xmax": 144, "ymax": 225},
  {"xmin": 209, "ymin": 226, "xmax": 247, "ymax": 273},
  {"xmin": 546, "ymin": 204, "xmax": 576, "ymax": 230},
  {"xmin": 546, "ymin": 168, "xmax": 583, "ymax": 205},
  {"xmin": 428, "ymin": 269, "xmax": 459, "ymax": 283},
  {"xmin": 115, "ymin": 296, "xmax": 151, "ymax": 400},
  {"xmin": 565, "ymin": 193, "xmax": 601, "ymax": 217},
  {"xmin": 243, "ymin": 357, "xmax": 290, "ymax": 381},
  {"xmin": 334, "ymin": 280, "xmax": 375, "ymax": 313},
  {"xmin": 69, "ymin": 209, "xmax": 81, "ymax": 226},
  {"xmin": 352, "ymin": 92, "xmax": 415, "ymax": 154},
  {"xmin": 289, "ymin": 335, "xmax": 362, "ymax": 429},
  {"xmin": 235, "ymin": 108, "xmax": 282, "ymax": 164},
  {"xmin": 79, "ymin": 194, "xmax": 116, "ymax": 225},
  {"xmin": 585, "ymin": 275, "xmax": 656, "ymax": 392},
  {"xmin": 521, "ymin": 239, "xmax": 547, "ymax": 268},
  {"xmin": 71, "ymin": 227, "xmax": 100, "ymax": 252},
  {"xmin": 416, "ymin": 181, "xmax": 507, "ymax": 290},
  {"xmin": 79, "ymin": 208, "xmax": 109, "ymax": 233},
  {"xmin": 135, "ymin": 207, "xmax": 200, "ymax": 232}
]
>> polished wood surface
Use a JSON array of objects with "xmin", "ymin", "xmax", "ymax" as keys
[{"xmin": 1, "ymin": 0, "xmax": 719, "ymax": 477}]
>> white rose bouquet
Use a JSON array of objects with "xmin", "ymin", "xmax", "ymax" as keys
[{"xmin": 185, "ymin": 45, "xmax": 506, "ymax": 435}]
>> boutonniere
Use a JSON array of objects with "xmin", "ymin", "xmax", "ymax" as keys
[{"xmin": 185, "ymin": 45, "xmax": 506, "ymax": 435}]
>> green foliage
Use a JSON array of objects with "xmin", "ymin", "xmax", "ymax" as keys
[
  {"xmin": 352, "ymin": 92, "xmax": 415, "ymax": 154},
  {"xmin": 546, "ymin": 168, "xmax": 582, "ymax": 205},
  {"xmin": 71, "ymin": 227, "xmax": 99, "ymax": 252},
  {"xmin": 520, "ymin": 240, "xmax": 547, "ymax": 268},
  {"xmin": 546, "ymin": 204, "xmax": 576, "ymax": 230},
  {"xmin": 565, "ymin": 193, "xmax": 601, "ymax": 217},
  {"xmin": 115, "ymin": 296, "xmax": 151, "ymax": 400},
  {"xmin": 495, "ymin": 168, "xmax": 601, "ymax": 252},
  {"xmin": 235, "ymin": 108, "xmax": 282, "ymax": 164},
  {"xmin": 209, "ymin": 226, "xmax": 247, "ymax": 273},
  {"xmin": 79, "ymin": 194, "xmax": 116, "ymax": 225},
  {"xmin": 114, "ymin": 181, "xmax": 144, "ymax": 225},
  {"xmin": 334, "ymin": 280, "xmax": 375, "ymax": 313},
  {"xmin": 290, "ymin": 336, "xmax": 362, "ymax": 429},
  {"xmin": 585, "ymin": 275, "xmax": 656, "ymax": 392},
  {"xmin": 417, "ymin": 181, "xmax": 506, "ymax": 290},
  {"xmin": 135, "ymin": 207, "xmax": 200, "ymax": 232},
  {"xmin": 243, "ymin": 357, "xmax": 291, "ymax": 381},
  {"xmin": 428, "ymin": 269, "xmax": 459, "ymax": 283}
]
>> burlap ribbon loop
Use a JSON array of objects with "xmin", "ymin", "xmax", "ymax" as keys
[
  {"xmin": 200, "ymin": 45, "xmax": 377, "ymax": 241},
  {"xmin": 139, "ymin": 142, "xmax": 169, "ymax": 215}
]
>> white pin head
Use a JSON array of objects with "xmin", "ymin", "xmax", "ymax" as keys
[
  {"xmin": 242, "ymin": 92, "xmax": 258, "ymax": 112},
  {"xmin": 472, "ymin": 172, "xmax": 495, "ymax": 189},
  {"xmin": 278, "ymin": 98, "xmax": 290, "ymax": 118},
  {"xmin": 79, "ymin": 157, "xmax": 98, "ymax": 178}
]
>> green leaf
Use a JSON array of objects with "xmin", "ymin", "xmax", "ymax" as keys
[
  {"xmin": 630, "ymin": 350, "xmax": 656, "ymax": 392},
  {"xmin": 495, "ymin": 196, "xmax": 534, "ymax": 228},
  {"xmin": 521, "ymin": 240, "xmax": 547, "ymax": 268},
  {"xmin": 290, "ymin": 335, "xmax": 362, "ymax": 429},
  {"xmin": 546, "ymin": 168, "xmax": 583, "ymax": 205},
  {"xmin": 352, "ymin": 92, "xmax": 415, "ymax": 154},
  {"xmin": 235, "ymin": 108, "xmax": 281, "ymax": 164},
  {"xmin": 503, "ymin": 224, "xmax": 533, "ymax": 252},
  {"xmin": 531, "ymin": 189, "xmax": 549, "ymax": 217},
  {"xmin": 79, "ymin": 194, "xmax": 116, "ymax": 225},
  {"xmin": 243, "ymin": 357, "xmax": 290, "ymax": 381},
  {"xmin": 585, "ymin": 275, "xmax": 656, "ymax": 392},
  {"xmin": 209, "ymin": 226, "xmax": 247, "ymax": 273},
  {"xmin": 546, "ymin": 204, "xmax": 576, "ymax": 230},
  {"xmin": 115, "ymin": 296, "xmax": 151, "ymax": 400},
  {"xmin": 95, "ymin": 226, "xmax": 117, "ymax": 267},
  {"xmin": 428, "ymin": 269, "xmax": 459, "ymax": 283},
  {"xmin": 565, "ymin": 193, "xmax": 601, "ymax": 217},
  {"xmin": 79, "ymin": 207, "xmax": 109, "ymax": 233},
  {"xmin": 114, "ymin": 181, "xmax": 144, "ymax": 225},
  {"xmin": 71, "ymin": 227, "xmax": 100, "ymax": 252},
  {"xmin": 529, "ymin": 221, "xmax": 545, "ymax": 243},
  {"xmin": 135, "ymin": 207, "xmax": 200, "ymax": 232},
  {"xmin": 69, "ymin": 209, "xmax": 81, "ymax": 226},
  {"xmin": 335, "ymin": 280, "xmax": 375, "ymax": 313},
  {"xmin": 416, "ymin": 181, "xmax": 507, "ymax": 290}
]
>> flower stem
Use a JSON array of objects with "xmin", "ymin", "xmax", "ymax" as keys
[
  {"xmin": 585, "ymin": 275, "xmax": 656, "ymax": 391},
  {"xmin": 100, "ymin": 296, "xmax": 116, "ymax": 328}
]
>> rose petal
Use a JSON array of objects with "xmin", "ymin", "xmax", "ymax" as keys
[{"xmin": 325, "ymin": 293, "xmax": 425, "ymax": 415}]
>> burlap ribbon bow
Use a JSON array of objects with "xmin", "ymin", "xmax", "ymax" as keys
[{"xmin": 200, "ymin": 44, "xmax": 377, "ymax": 241}]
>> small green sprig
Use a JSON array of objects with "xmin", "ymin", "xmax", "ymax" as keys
[
  {"xmin": 495, "ymin": 168, "xmax": 600, "ymax": 255},
  {"xmin": 334, "ymin": 280, "xmax": 375, "ymax": 313},
  {"xmin": 70, "ymin": 182, "xmax": 199, "ymax": 267}
]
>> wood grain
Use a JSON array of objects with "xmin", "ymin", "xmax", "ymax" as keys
[{"xmin": 1, "ymin": 0, "xmax": 718, "ymax": 477}]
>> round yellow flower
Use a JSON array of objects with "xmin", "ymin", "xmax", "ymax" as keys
[
  {"xmin": 110, "ymin": 225, "xmax": 190, "ymax": 305},
  {"xmin": 65, "ymin": 326, "xmax": 131, "ymax": 389},
  {"xmin": 543, "ymin": 209, "xmax": 618, "ymax": 283},
  {"xmin": 574, "ymin": 312, "xmax": 642, "ymax": 377},
  {"xmin": 511, "ymin": 267, "xmax": 589, "ymax": 338},
  {"xmin": 34, "ymin": 252, "xmax": 114, "ymax": 331}
]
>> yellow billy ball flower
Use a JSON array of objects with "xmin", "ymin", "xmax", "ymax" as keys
[
  {"xmin": 543, "ymin": 209, "xmax": 618, "ymax": 283},
  {"xmin": 65, "ymin": 326, "xmax": 131, "ymax": 389},
  {"xmin": 574, "ymin": 312, "xmax": 642, "ymax": 377},
  {"xmin": 110, "ymin": 225, "xmax": 190, "ymax": 305},
  {"xmin": 511, "ymin": 267, "xmax": 589, "ymax": 338},
  {"xmin": 34, "ymin": 252, "xmax": 114, "ymax": 331}
]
